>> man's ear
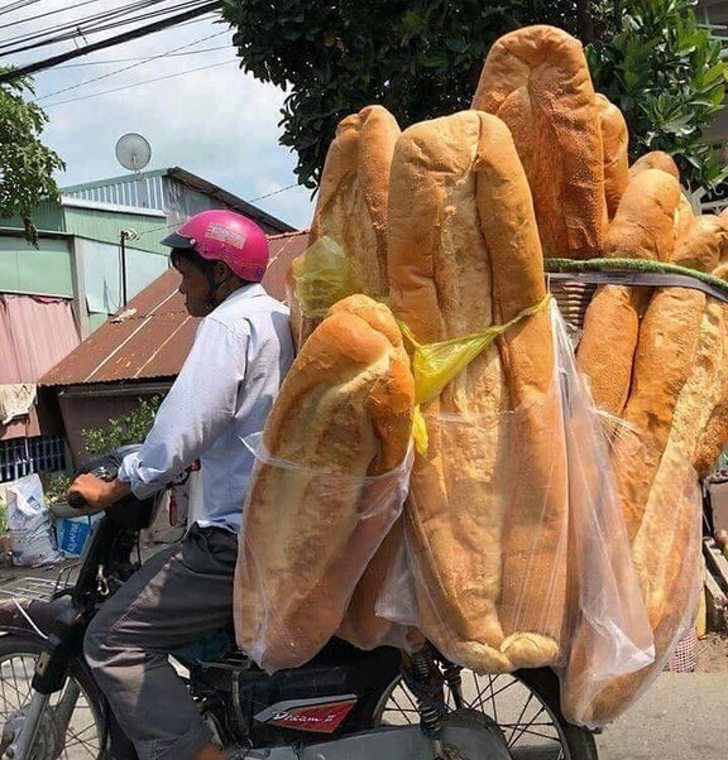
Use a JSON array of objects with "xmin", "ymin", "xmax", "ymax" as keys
[{"xmin": 212, "ymin": 260, "xmax": 232, "ymax": 283}]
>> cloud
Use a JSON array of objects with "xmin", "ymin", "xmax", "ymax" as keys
[{"xmin": 5, "ymin": 1, "xmax": 315, "ymax": 229}]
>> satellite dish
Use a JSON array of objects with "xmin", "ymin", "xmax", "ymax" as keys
[{"xmin": 115, "ymin": 133, "xmax": 152, "ymax": 172}]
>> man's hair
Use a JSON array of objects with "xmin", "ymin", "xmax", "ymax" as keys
[
  {"xmin": 170, "ymin": 247, "xmax": 252, "ymax": 287},
  {"xmin": 170, "ymin": 247, "xmax": 215, "ymax": 277}
]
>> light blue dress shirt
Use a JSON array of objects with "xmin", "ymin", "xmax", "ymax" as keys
[{"xmin": 117, "ymin": 283, "xmax": 294, "ymax": 533}]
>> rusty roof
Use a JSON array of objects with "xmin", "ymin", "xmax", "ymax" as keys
[{"xmin": 42, "ymin": 230, "xmax": 309, "ymax": 387}]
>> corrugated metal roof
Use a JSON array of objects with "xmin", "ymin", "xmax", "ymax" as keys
[{"xmin": 41, "ymin": 230, "xmax": 309, "ymax": 387}]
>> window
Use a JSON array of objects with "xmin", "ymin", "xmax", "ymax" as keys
[{"xmin": 0, "ymin": 436, "xmax": 66, "ymax": 483}]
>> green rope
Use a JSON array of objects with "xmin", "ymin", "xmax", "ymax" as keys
[{"xmin": 544, "ymin": 257, "xmax": 728, "ymax": 299}]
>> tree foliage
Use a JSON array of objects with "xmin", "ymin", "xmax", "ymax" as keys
[
  {"xmin": 0, "ymin": 72, "xmax": 64, "ymax": 244},
  {"xmin": 80, "ymin": 396, "xmax": 162, "ymax": 456},
  {"xmin": 587, "ymin": 0, "xmax": 728, "ymax": 190},
  {"xmin": 222, "ymin": 0, "xmax": 726, "ymax": 193},
  {"xmin": 222, "ymin": 1, "xmax": 602, "ymax": 188}
]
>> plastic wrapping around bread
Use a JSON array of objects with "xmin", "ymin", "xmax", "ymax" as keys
[
  {"xmin": 236, "ymin": 435, "xmax": 414, "ymax": 672},
  {"xmin": 560, "ymin": 466, "xmax": 703, "ymax": 727},
  {"xmin": 289, "ymin": 237, "xmax": 355, "ymax": 319},
  {"xmin": 561, "ymin": 287, "xmax": 722, "ymax": 725},
  {"xmin": 376, "ymin": 303, "xmax": 653, "ymax": 681},
  {"xmin": 233, "ymin": 294, "xmax": 416, "ymax": 673}
]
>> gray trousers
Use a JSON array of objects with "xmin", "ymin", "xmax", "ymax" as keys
[{"xmin": 84, "ymin": 525, "xmax": 238, "ymax": 760}]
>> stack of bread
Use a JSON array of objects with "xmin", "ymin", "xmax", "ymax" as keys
[
  {"xmin": 234, "ymin": 21, "xmax": 728, "ymax": 728},
  {"xmin": 385, "ymin": 109, "xmax": 568, "ymax": 673},
  {"xmin": 234, "ymin": 294, "xmax": 415, "ymax": 671}
]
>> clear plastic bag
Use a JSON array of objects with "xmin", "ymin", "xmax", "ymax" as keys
[
  {"xmin": 561, "ymin": 469, "xmax": 702, "ymax": 726},
  {"xmin": 555, "ymin": 306, "xmax": 656, "ymax": 726},
  {"xmin": 377, "ymin": 303, "xmax": 654, "ymax": 687},
  {"xmin": 234, "ymin": 435, "xmax": 413, "ymax": 672}
]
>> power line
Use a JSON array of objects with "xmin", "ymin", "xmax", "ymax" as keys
[
  {"xmin": 0, "ymin": 0, "xmax": 172, "ymax": 54},
  {"xmin": 34, "ymin": 29, "xmax": 228, "ymax": 102},
  {"xmin": 249, "ymin": 184, "xmax": 299, "ymax": 202},
  {"xmin": 0, "ymin": 2, "xmax": 222, "ymax": 84},
  {"xmin": 56, "ymin": 44, "xmax": 229, "ymax": 67},
  {"xmin": 0, "ymin": 0, "xmax": 104, "ymax": 32},
  {"xmin": 0, "ymin": 0, "xmax": 211, "ymax": 57},
  {"xmin": 41, "ymin": 59, "xmax": 234, "ymax": 108},
  {"xmin": 0, "ymin": 0, "xmax": 39, "ymax": 15}
]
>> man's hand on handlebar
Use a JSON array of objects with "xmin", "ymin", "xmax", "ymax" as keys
[{"xmin": 66, "ymin": 474, "xmax": 132, "ymax": 512}]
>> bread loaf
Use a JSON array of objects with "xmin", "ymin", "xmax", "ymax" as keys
[
  {"xmin": 628, "ymin": 150, "xmax": 680, "ymax": 181},
  {"xmin": 309, "ymin": 105, "xmax": 401, "ymax": 298},
  {"xmin": 603, "ymin": 169, "xmax": 681, "ymax": 260},
  {"xmin": 387, "ymin": 110, "xmax": 567, "ymax": 673},
  {"xmin": 671, "ymin": 214, "xmax": 728, "ymax": 272},
  {"xmin": 576, "ymin": 169, "xmax": 681, "ymax": 415},
  {"xmin": 566, "ymin": 298, "xmax": 721, "ymax": 724},
  {"xmin": 611, "ymin": 288, "xmax": 705, "ymax": 542},
  {"xmin": 694, "ymin": 265, "xmax": 728, "ymax": 477},
  {"xmin": 472, "ymin": 25, "xmax": 607, "ymax": 259},
  {"xmin": 576, "ymin": 286, "xmax": 646, "ymax": 416},
  {"xmin": 675, "ymin": 194, "xmax": 695, "ymax": 242},
  {"xmin": 234, "ymin": 295, "xmax": 414, "ymax": 670},
  {"xmin": 596, "ymin": 93, "xmax": 629, "ymax": 219}
]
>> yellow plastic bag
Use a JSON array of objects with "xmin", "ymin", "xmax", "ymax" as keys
[
  {"xmin": 291, "ymin": 237, "xmax": 355, "ymax": 318},
  {"xmin": 402, "ymin": 294, "xmax": 551, "ymax": 452}
]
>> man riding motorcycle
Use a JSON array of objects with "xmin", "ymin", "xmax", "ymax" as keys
[{"xmin": 67, "ymin": 210, "xmax": 295, "ymax": 760}]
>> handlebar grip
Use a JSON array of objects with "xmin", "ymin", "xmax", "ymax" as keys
[{"xmin": 67, "ymin": 492, "xmax": 88, "ymax": 511}]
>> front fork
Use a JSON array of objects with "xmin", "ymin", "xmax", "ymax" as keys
[
  {"xmin": 402, "ymin": 645, "xmax": 466, "ymax": 760},
  {"xmin": 1, "ymin": 674, "xmax": 82, "ymax": 760},
  {"xmin": 1, "ymin": 601, "xmax": 88, "ymax": 760}
]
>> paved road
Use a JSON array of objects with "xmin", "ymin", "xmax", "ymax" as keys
[{"xmin": 596, "ymin": 672, "xmax": 728, "ymax": 759}]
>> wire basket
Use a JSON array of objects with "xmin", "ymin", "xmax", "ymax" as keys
[
  {"xmin": 664, "ymin": 627, "xmax": 698, "ymax": 673},
  {"xmin": 547, "ymin": 276, "xmax": 596, "ymax": 333}
]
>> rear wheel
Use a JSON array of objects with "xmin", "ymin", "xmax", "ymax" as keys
[
  {"xmin": 0, "ymin": 635, "xmax": 106, "ymax": 760},
  {"xmin": 373, "ymin": 666, "xmax": 597, "ymax": 760}
]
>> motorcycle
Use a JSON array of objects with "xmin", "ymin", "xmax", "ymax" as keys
[{"xmin": 0, "ymin": 449, "xmax": 597, "ymax": 760}]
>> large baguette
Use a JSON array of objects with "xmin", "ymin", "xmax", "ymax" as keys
[
  {"xmin": 628, "ymin": 150, "xmax": 680, "ymax": 181},
  {"xmin": 388, "ymin": 110, "xmax": 567, "ymax": 673},
  {"xmin": 596, "ymin": 93, "xmax": 629, "ymax": 219},
  {"xmin": 670, "ymin": 214, "xmax": 728, "ymax": 272},
  {"xmin": 576, "ymin": 169, "xmax": 681, "ymax": 416},
  {"xmin": 611, "ymin": 288, "xmax": 705, "ymax": 542},
  {"xmin": 472, "ymin": 25, "xmax": 607, "ymax": 259},
  {"xmin": 288, "ymin": 106, "xmax": 401, "ymax": 352},
  {"xmin": 234, "ymin": 295, "xmax": 414, "ymax": 670},
  {"xmin": 694, "ymin": 264, "xmax": 728, "ymax": 477},
  {"xmin": 309, "ymin": 105, "xmax": 400, "ymax": 298}
]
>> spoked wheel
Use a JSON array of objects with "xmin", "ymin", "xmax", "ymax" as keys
[
  {"xmin": 373, "ymin": 666, "xmax": 598, "ymax": 760},
  {"xmin": 0, "ymin": 635, "xmax": 106, "ymax": 760}
]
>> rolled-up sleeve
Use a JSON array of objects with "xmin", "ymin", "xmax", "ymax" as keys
[{"xmin": 117, "ymin": 317, "xmax": 249, "ymax": 499}]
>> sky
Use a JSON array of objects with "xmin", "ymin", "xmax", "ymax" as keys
[{"xmin": 2, "ymin": 0, "xmax": 315, "ymax": 230}]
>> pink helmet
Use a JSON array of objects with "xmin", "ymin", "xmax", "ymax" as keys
[{"xmin": 162, "ymin": 209, "xmax": 269, "ymax": 282}]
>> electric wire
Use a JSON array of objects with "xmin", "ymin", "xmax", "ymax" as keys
[
  {"xmin": 0, "ymin": 2, "xmax": 222, "ymax": 83},
  {"xmin": 0, "ymin": 0, "xmax": 106, "ymax": 32},
  {"xmin": 41, "ymin": 58, "xmax": 234, "ymax": 108},
  {"xmin": 34, "ymin": 28, "xmax": 228, "ymax": 102},
  {"xmin": 0, "ymin": 0, "xmax": 212, "ymax": 56},
  {"xmin": 56, "ymin": 44, "xmax": 229, "ymax": 67}
]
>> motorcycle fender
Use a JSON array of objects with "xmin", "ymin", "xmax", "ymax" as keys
[{"xmin": 0, "ymin": 596, "xmax": 71, "ymax": 639}]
